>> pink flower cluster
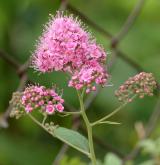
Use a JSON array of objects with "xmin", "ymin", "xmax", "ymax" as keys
[
  {"xmin": 32, "ymin": 12, "xmax": 108, "ymax": 93},
  {"xmin": 68, "ymin": 60, "xmax": 108, "ymax": 92},
  {"xmin": 21, "ymin": 85, "xmax": 64, "ymax": 114}
]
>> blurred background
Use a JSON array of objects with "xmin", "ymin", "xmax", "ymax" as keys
[{"xmin": 0, "ymin": 0, "xmax": 160, "ymax": 164}]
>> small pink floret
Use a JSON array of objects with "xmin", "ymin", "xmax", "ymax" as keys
[
  {"xmin": 55, "ymin": 103, "xmax": 64, "ymax": 112},
  {"xmin": 21, "ymin": 85, "xmax": 64, "ymax": 114},
  {"xmin": 46, "ymin": 105, "xmax": 55, "ymax": 114},
  {"xmin": 25, "ymin": 105, "xmax": 33, "ymax": 113}
]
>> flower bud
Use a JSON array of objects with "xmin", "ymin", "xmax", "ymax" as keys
[{"xmin": 115, "ymin": 72, "xmax": 157, "ymax": 102}]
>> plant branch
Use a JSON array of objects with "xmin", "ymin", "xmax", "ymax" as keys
[
  {"xmin": 42, "ymin": 114, "xmax": 48, "ymax": 125},
  {"xmin": 67, "ymin": 4, "xmax": 144, "ymax": 73},
  {"xmin": 77, "ymin": 90, "xmax": 97, "ymax": 165},
  {"xmin": 111, "ymin": 0, "xmax": 145, "ymax": 47},
  {"xmin": 123, "ymin": 95, "xmax": 160, "ymax": 163},
  {"xmin": 0, "ymin": 74, "xmax": 28, "ymax": 128},
  {"xmin": 62, "ymin": 111, "xmax": 81, "ymax": 115},
  {"xmin": 91, "ymin": 102, "xmax": 132, "ymax": 127},
  {"xmin": 91, "ymin": 103, "xmax": 126, "ymax": 127},
  {"xmin": 59, "ymin": 0, "xmax": 68, "ymax": 11},
  {"xmin": 80, "ymin": 126, "xmax": 125, "ymax": 158},
  {"xmin": 0, "ymin": 49, "xmax": 20, "ymax": 69},
  {"xmin": 92, "ymin": 96, "xmax": 136, "ymax": 127},
  {"xmin": 67, "ymin": 4, "xmax": 112, "ymax": 39}
]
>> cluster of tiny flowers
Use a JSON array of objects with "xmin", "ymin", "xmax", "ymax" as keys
[
  {"xmin": 21, "ymin": 85, "xmax": 64, "ymax": 114},
  {"xmin": 115, "ymin": 72, "xmax": 157, "ymax": 102},
  {"xmin": 10, "ymin": 92, "xmax": 25, "ymax": 119},
  {"xmin": 68, "ymin": 60, "xmax": 108, "ymax": 93},
  {"xmin": 32, "ymin": 12, "xmax": 108, "ymax": 93}
]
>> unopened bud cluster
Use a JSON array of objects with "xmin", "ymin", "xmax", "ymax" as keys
[
  {"xmin": 22, "ymin": 85, "xmax": 64, "ymax": 114},
  {"xmin": 115, "ymin": 72, "xmax": 157, "ymax": 102},
  {"xmin": 45, "ymin": 122, "xmax": 58, "ymax": 133},
  {"xmin": 10, "ymin": 92, "xmax": 25, "ymax": 119}
]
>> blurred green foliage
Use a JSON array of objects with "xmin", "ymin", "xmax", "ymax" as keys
[
  {"xmin": 60, "ymin": 156, "xmax": 87, "ymax": 165},
  {"xmin": 0, "ymin": 0, "xmax": 160, "ymax": 164}
]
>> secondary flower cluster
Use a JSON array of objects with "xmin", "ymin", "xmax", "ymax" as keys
[
  {"xmin": 115, "ymin": 72, "xmax": 157, "ymax": 102},
  {"xmin": 68, "ymin": 60, "xmax": 108, "ymax": 93},
  {"xmin": 32, "ymin": 12, "xmax": 108, "ymax": 93},
  {"xmin": 21, "ymin": 85, "xmax": 64, "ymax": 114}
]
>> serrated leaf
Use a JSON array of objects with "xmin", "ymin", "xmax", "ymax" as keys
[
  {"xmin": 54, "ymin": 127, "xmax": 89, "ymax": 156},
  {"xmin": 104, "ymin": 153, "xmax": 122, "ymax": 165}
]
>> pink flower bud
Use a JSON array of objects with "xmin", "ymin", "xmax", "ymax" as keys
[
  {"xmin": 46, "ymin": 105, "xmax": 55, "ymax": 114},
  {"xmin": 55, "ymin": 103, "xmax": 64, "ymax": 112},
  {"xmin": 92, "ymin": 86, "xmax": 96, "ymax": 91},
  {"xmin": 25, "ymin": 105, "xmax": 33, "ymax": 113},
  {"xmin": 86, "ymin": 88, "xmax": 90, "ymax": 93}
]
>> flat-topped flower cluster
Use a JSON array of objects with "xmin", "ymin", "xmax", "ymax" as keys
[
  {"xmin": 22, "ymin": 85, "xmax": 64, "ymax": 114},
  {"xmin": 32, "ymin": 12, "xmax": 108, "ymax": 93}
]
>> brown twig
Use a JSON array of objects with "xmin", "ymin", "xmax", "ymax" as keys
[
  {"xmin": 0, "ymin": 49, "xmax": 20, "ymax": 70},
  {"xmin": 115, "ymin": 49, "xmax": 143, "ymax": 72},
  {"xmin": 17, "ymin": 59, "xmax": 30, "ymax": 77},
  {"xmin": 0, "ymin": 74, "xmax": 28, "ymax": 128},
  {"xmin": 123, "ymin": 95, "xmax": 160, "ymax": 163},
  {"xmin": 0, "ymin": 49, "xmax": 30, "ymax": 77},
  {"xmin": 145, "ymin": 97, "xmax": 160, "ymax": 137},
  {"xmin": 52, "ymin": 144, "xmax": 68, "ymax": 165},
  {"xmin": 59, "ymin": 0, "xmax": 68, "ymax": 11},
  {"xmin": 111, "ymin": 0, "xmax": 145, "ymax": 47},
  {"xmin": 67, "ymin": 4, "xmax": 144, "ymax": 72},
  {"xmin": 0, "ymin": 49, "xmax": 30, "ymax": 128},
  {"xmin": 67, "ymin": 4, "xmax": 112, "ymax": 39}
]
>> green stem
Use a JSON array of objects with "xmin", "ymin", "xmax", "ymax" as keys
[
  {"xmin": 28, "ymin": 114, "xmax": 49, "ymax": 133},
  {"xmin": 77, "ymin": 91, "xmax": 97, "ymax": 165},
  {"xmin": 62, "ymin": 111, "xmax": 81, "ymax": 115},
  {"xmin": 28, "ymin": 113, "xmax": 90, "ymax": 157},
  {"xmin": 42, "ymin": 114, "xmax": 47, "ymax": 125},
  {"xmin": 92, "ymin": 95, "xmax": 137, "ymax": 126}
]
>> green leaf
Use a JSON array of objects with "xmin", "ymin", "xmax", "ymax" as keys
[
  {"xmin": 54, "ymin": 127, "xmax": 89, "ymax": 156},
  {"xmin": 104, "ymin": 153, "xmax": 122, "ymax": 165}
]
